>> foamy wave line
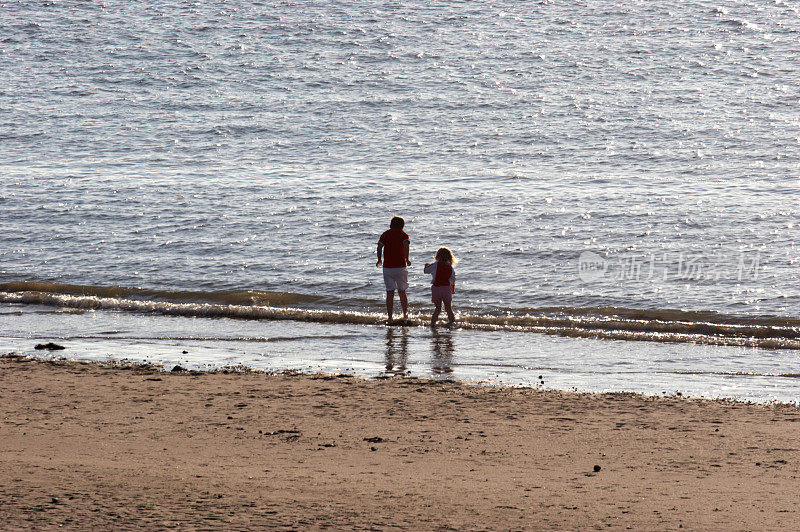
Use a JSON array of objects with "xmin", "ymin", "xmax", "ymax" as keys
[
  {"xmin": 3, "ymin": 290, "xmax": 800, "ymax": 350},
  {"xmin": 0, "ymin": 290, "xmax": 386, "ymax": 325},
  {"xmin": 0, "ymin": 280, "xmax": 322, "ymax": 307}
]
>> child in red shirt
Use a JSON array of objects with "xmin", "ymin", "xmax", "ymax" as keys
[
  {"xmin": 376, "ymin": 216, "xmax": 411, "ymax": 324},
  {"xmin": 423, "ymin": 247, "xmax": 457, "ymax": 327}
]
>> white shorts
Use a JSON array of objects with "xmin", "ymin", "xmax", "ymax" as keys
[{"xmin": 383, "ymin": 267, "xmax": 408, "ymax": 291}]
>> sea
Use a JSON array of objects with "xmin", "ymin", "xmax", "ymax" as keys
[{"xmin": 2, "ymin": 0, "xmax": 800, "ymax": 403}]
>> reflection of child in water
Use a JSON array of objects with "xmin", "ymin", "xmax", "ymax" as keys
[
  {"xmin": 431, "ymin": 328, "xmax": 455, "ymax": 375},
  {"xmin": 423, "ymin": 247, "xmax": 457, "ymax": 327}
]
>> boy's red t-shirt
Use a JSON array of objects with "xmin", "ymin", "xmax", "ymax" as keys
[{"xmin": 379, "ymin": 228, "xmax": 409, "ymax": 268}]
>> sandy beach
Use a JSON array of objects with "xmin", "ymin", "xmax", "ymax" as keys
[{"xmin": 2, "ymin": 354, "xmax": 799, "ymax": 530}]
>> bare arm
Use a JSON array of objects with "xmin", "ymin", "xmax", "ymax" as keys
[
  {"xmin": 404, "ymin": 240, "xmax": 410, "ymax": 266},
  {"xmin": 376, "ymin": 243, "xmax": 383, "ymax": 267}
]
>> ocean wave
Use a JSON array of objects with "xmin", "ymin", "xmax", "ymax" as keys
[
  {"xmin": 0, "ymin": 281, "xmax": 322, "ymax": 307},
  {"xmin": 2, "ymin": 282, "xmax": 800, "ymax": 350}
]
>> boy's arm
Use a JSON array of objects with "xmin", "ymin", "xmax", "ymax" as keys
[
  {"xmin": 376, "ymin": 243, "xmax": 383, "ymax": 267},
  {"xmin": 404, "ymin": 240, "xmax": 410, "ymax": 266}
]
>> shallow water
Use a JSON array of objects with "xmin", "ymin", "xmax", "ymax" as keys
[{"xmin": 3, "ymin": 303, "xmax": 800, "ymax": 404}]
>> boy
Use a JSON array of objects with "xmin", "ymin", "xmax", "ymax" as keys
[{"xmin": 376, "ymin": 216, "xmax": 411, "ymax": 324}]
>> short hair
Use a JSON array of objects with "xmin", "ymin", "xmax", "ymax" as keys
[{"xmin": 390, "ymin": 216, "xmax": 404, "ymax": 229}]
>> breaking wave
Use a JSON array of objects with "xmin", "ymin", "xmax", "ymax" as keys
[{"xmin": 2, "ymin": 281, "xmax": 800, "ymax": 350}]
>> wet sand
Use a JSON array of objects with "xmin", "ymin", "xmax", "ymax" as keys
[{"xmin": 2, "ymin": 354, "xmax": 799, "ymax": 530}]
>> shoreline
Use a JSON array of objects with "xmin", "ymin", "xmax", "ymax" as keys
[
  {"xmin": 2, "ymin": 354, "xmax": 800, "ymax": 529},
  {"xmin": 9, "ymin": 352, "xmax": 796, "ymax": 406},
  {"xmin": 5, "ymin": 301, "xmax": 800, "ymax": 404}
]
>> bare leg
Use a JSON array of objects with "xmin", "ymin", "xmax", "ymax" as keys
[
  {"xmin": 444, "ymin": 300, "xmax": 455, "ymax": 324},
  {"xmin": 385, "ymin": 290, "xmax": 395, "ymax": 324},
  {"xmin": 431, "ymin": 302, "xmax": 442, "ymax": 327},
  {"xmin": 398, "ymin": 290, "xmax": 409, "ymax": 320}
]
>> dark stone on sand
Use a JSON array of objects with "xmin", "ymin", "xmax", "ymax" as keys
[
  {"xmin": 182, "ymin": 350, "xmax": 188, "ymax": 354},
  {"xmin": 171, "ymin": 365, "xmax": 187, "ymax": 372},
  {"xmin": 364, "ymin": 436, "xmax": 385, "ymax": 443},
  {"xmin": 593, "ymin": 465, "xmax": 601, "ymax": 472},
  {"xmin": 35, "ymin": 342, "xmax": 65, "ymax": 351},
  {"xmin": 51, "ymin": 497, "xmax": 59, "ymax": 504}
]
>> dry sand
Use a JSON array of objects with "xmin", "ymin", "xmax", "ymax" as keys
[{"xmin": 1, "ymin": 354, "xmax": 799, "ymax": 530}]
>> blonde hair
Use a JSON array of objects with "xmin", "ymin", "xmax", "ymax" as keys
[{"xmin": 435, "ymin": 247, "xmax": 458, "ymax": 266}]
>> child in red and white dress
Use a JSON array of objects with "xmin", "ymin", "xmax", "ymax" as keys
[{"xmin": 423, "ymin": 247, "xmax": 457, "ymax": 327}]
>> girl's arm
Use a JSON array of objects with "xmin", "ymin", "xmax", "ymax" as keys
[{"xmin": 423, "ymin": 262, "xmax": 436, "ymax": 275}]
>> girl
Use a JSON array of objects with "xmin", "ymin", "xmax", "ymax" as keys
[{"xmin": 423, "ymin": 247, "xmax": 457, "ymax": 326}]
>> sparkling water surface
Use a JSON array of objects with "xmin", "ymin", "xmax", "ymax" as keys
[{"xmin": 2, "ymin": 0, "xmax": 799, "ymax": 399}]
